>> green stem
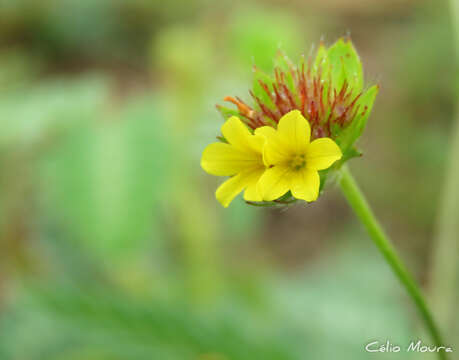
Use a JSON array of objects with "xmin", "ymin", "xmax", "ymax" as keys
[
  {"xmin": 427, "ymin": 0, "xmax": 459, "ymax": 341},
  {"xmin": 429, "ymin": 110, "xmax": 459, "ymax": 337},
  {"xmin": 339, "ymin": 165, "xmax": 448, "ymax": 360}
]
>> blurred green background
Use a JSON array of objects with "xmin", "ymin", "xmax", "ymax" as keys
[{"xmin": 0, "ymin": 0, "xmax": 457, "ymax": 359}]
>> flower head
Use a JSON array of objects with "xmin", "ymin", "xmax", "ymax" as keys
[{"xmin": 202, "ymin": 38, "xmax": 378, "ymax": 207}]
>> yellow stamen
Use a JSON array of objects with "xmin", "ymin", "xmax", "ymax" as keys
[{"xmin": 290, "ymin": 154, "xmax": 306, "ymax": 171}]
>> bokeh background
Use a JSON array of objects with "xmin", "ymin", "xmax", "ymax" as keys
[{"xmin": 0, "ymin": 0, "xmax": 457, "ymax": 359}]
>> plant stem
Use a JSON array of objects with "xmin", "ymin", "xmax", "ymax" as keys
[
  {"xmin": 429, "ymin": 113, "xmax": 459, "ymax": 336},
  {"xmin": 339, "ymin": 165, "xmax": 448, "ymax": 360},
  {"xmin": 428, "ymin": 0, "xmax": 459, "ymax": 341}
]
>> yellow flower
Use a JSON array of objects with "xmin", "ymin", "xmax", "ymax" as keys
[
  {"xmin": 201, "ymin": 116, "xmax": 266, "ymax": 207},
  {"xmin": 256, "ymin": 110, "xmax": 342, "ymax": 202}
]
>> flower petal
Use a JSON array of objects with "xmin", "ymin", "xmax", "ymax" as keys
[
  {"xmin": 257, "ymin": 165, "xmax": 291, "ymax": 201},
  {"xmin": 277, "ymin": 110, "xmax": 311, "ymax": 152},
  {"xmin": 255, "ymin": 126, "xmax": 291, "ymax": 166},
  {"xmin": 247, "ymin": 133, "xmax": 266, "ymax": 154},
  {"xmin": 221, "ymin": 116, "xmax": 261, "ymax": 153},
  {"xmin": 216, "ymin": 167, "xmax": 265, "ymax": 207},
  {"xmin": 305, "ymin": 138, "xmax": 342, "ymax": 170},
  {"xmin": 216, "ymin": 174, "xmax": 247, "ymax": 208},
  {"xmin": 243, "ymin": 168, "xmax": 265, "ymax": 202},
  {"xmin": 201, "ymin": 142, "xmax": 260, "ymax": 176},
  {"xmin": 290, "ymin": 169, "xmax": 320, "ymax": 202}
]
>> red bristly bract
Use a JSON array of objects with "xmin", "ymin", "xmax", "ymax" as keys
[{"xmin": 218, "ymin": 57, "xmax": 369, "ymax": 141}]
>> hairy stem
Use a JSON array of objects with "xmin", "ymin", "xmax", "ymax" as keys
[{"xmin": 339, "ymin": 165, "xmax": 448, "ymax": 360}]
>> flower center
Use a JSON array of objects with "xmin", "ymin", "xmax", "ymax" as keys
[{"xmin": 289, "ymin": 154, "xmax": 306, "ymax": 171}]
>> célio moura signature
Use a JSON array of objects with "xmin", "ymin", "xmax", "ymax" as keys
[{"xmin": 365, "ymin": 340, "xmax": 453, "ymax": 353}]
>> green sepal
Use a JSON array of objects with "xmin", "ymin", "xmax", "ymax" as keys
[
  {"xmin": 216, "ymin": 105, "xmax": 241, "ymax": 120},
  {"xmin": 246, "ymin": 191, "xmax": 298, "ymax": 207},
  {"xmin": 251, "ymin": 66, "xmax": 275, "ymax": 110},
  {"xmin": 318, "ymin": 166, "xmax": 341, "ymax": 193},
  {"xmin": 327, "ymin": 38, "xmax": 363, "ymax": 95},
  {"xmin": 318, "ymin": 169, "xmax": 330, "ymax": 192},
  {"xmin": 340, "ymin": 146, "xmax": 362, "ymax": 163},
  {"xmin": 273, "ymin": 52, "xmax": 297, "ymax": 97},
  {"xmin": 313, "ymin": 42, "xmax": 331, "ymax": 104},
  {"xmin": 335, "ymin": 84, "xmax": 378, "ymax": 153},
  {"xmin": 318, "ymin": 146, "xmax": 361, "ymax": 192},
  {"xmin": 216, "ymin": 135, "xmax": 228, "ymax": 143},
  {"xmin": 313, "ymin": 42, "xmax": 329, "ymax": 75}
]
